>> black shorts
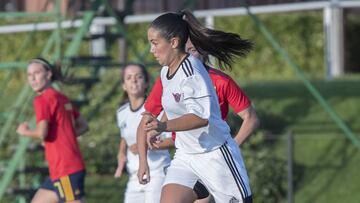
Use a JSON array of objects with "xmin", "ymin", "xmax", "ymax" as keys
[
  {"xmin": 41, "ymin": 170, "xmax": 85, "ymax": 202},
  {"xmin": 193, "ymin": 180, "xmax": 209, "ymax": 199},
  {"xmin": 193, "ymin": 180, "xmax": 253, "ymax": 203}
]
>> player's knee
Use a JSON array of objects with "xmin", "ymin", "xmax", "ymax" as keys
[{"xmin": 161, "ymin": 184, "xmax": 195, "ymax": 203}]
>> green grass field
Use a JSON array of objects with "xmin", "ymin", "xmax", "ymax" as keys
[
  {"xmin": 85, "ymin": 174, "xmax": 127, "ymax": 203},
  {"xmin": 293, "ymin": 135, "xmax": 360, "ymax": 203}
]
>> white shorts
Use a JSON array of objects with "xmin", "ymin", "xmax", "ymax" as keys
[
  {"xmin": 163, "ymin": 139, "xmax": 252, "ymax": 203},
  {"xmin": 124, "ymin": 171, "xmax": 165, "ymax": 203}
]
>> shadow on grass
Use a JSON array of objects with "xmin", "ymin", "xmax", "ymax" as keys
[
  {"xmin": 85, "ymin": 174, "xmax": 128, "ymax": 203},
  {"xmin": 295, "ymin": 138, "xmax": 358, "ymax": 203}
]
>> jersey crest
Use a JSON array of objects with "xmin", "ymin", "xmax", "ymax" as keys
[
  {"xmin": 64, "ymin": 103, "xmax": 73, "ymax": 110},
  {"xmin": 172, "ymin": 92, "xmax": 182, "ymax": 102},
  {"xmin": 120, "ymin": 122, "xmax": 127, "ymax": 129},
  {"xmin": 229, "ymin": 197, "xmax": 240, "ymax": 203}
]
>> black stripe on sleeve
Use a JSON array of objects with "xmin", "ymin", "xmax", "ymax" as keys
[
  {"xmin": 185, "ymin": 59, "xmax": 194, "ymax": 75},
  {"xmin": 181, "ymin": 64, "xmax": 190, "ymax": 77},
  {"xmin": 183, "ymin": 60, "xmax": 193, "ymax": 76}
]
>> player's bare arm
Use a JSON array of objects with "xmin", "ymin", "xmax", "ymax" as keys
[
  {"xmin": 136, "ymin": 115, "xmax": 150, "ymax": 184},
  {"xmin": 145, "ymin": 113, "xmax": 208, "ymax": 133},
  {"xmin": 234, "ymin": 106, "xmax": 260, "ymax": 145},
  {"xmin": 114, "ymin": 138, "xmax": 127, "ymax": 178},
  {"xmin": 16, "ymin": 120, "xmax": 48, "ymax": 139}
]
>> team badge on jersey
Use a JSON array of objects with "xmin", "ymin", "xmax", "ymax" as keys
[
  {"xmin": 120, "ymin": 123, "xmax": 127, "ymax": 129},
  {"xmin": 229, "ymin": 197, "xmax": 240, "ymax": 203},
  {"xmin": 172, "ymin": 93, "xmax": 182, "ymax": 102},
  {"xmin": 65, "ymin": 103, "xmax": 73, "ymax": 110}
]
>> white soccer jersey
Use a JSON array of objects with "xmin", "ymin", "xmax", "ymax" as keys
[
  {"xmin": 116, "ymin": 103, "xmax": 171, "ymax": 175},
  {"xmin": 160, "ymin": 54, "xmax": 231, "ymax": 153}
]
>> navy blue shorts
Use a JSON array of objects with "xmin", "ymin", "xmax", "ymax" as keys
[{"xmin": 41, "ymin": 170, "xmax": 85, "ymax": 202}]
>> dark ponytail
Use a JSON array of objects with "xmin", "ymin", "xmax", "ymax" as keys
[
  {"xmin": 150, "ymin": 10, "xmax": 253, "ymax": 70},
  {"xmin": 182, "ymin": 10, "xmax": 253, "ymax": 70}
]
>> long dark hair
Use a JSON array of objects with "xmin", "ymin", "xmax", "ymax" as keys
[
  {"xmin": 119, "ymin": 63, "xmax": 150, "ymax": 106},
  {"xmin": 28, "ymin": 57, "xmax": 66, "ymax": 82},
  {"xmin": 150, "ymin": 10, "xmax": 253, "ymax": 70}
]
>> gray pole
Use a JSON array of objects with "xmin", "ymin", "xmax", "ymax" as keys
[
  {"xmin": 117, "ymin": 0, "xmax": 128, "ymax": 62},
  {"xmin": 89, "ymin": 24, "xmax": 106, "ymax": 57},
  {"xmin": 324, "ymin": 0, "xmax": 344, "ymax": 79}
]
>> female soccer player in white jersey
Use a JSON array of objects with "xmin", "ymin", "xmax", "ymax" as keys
[
  {"xmin": 142, "ymin": 39, "xmax": 260, "ymax": 203},
  {"xmin": 137, "ymin": 10, "xmax": 254, "ymax": 203},
  {"xmin": 115, "ymin": 63, "xmax": 172, "ymax": 203}
]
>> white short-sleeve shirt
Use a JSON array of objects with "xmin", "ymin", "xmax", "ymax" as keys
[
  {"xmin": 116, "ymin": 103, "xmax": 171, "ymax": 175},
  {"xmin": 160, "ymin": 54, "xmax": 231, "ymax": 154}
]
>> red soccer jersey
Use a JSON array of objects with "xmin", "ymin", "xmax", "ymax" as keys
[
  {"xmin": 207, "ymin": 67, "xmax": 251, "ymax": 120},
  {"xmin": 34, "ymin": 87, "xmax": 85, "ymax": 180},
  {"xmin": 144, "ymin": 76, "xmax": 163, "ymax": 117},
  {"xmin": 144, "ymin": 67, "xmax": 251, "ymax": 141}
]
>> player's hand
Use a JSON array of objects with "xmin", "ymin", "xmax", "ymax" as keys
[
  {"xmin": 137, "ymin": 160, "xmax": 150, "ymax": 185},
  {"xmin": 147, "ymin": 132, "xmax": 163, "ymax": 149},
  {"xmin": 114, "ymin": 164, "xmax": 124, "ymax": 178},
  {"xmin": 129, "ymin": 144, "xmax": 138, "ymax": 154},
  {"xmin": 16, "ymin": 122, "xmax": 29, "ymax": 136},
  {"xmin": 144, "ymin": 118, "xmax": 166, "ymax": 133},
  {"xmin": 114, "ymin": 154, "xmax": 126, "ymax": 178},
  {"xmin": 141, "ymin": 112, "xmax": 156, "ymax": 124}
]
